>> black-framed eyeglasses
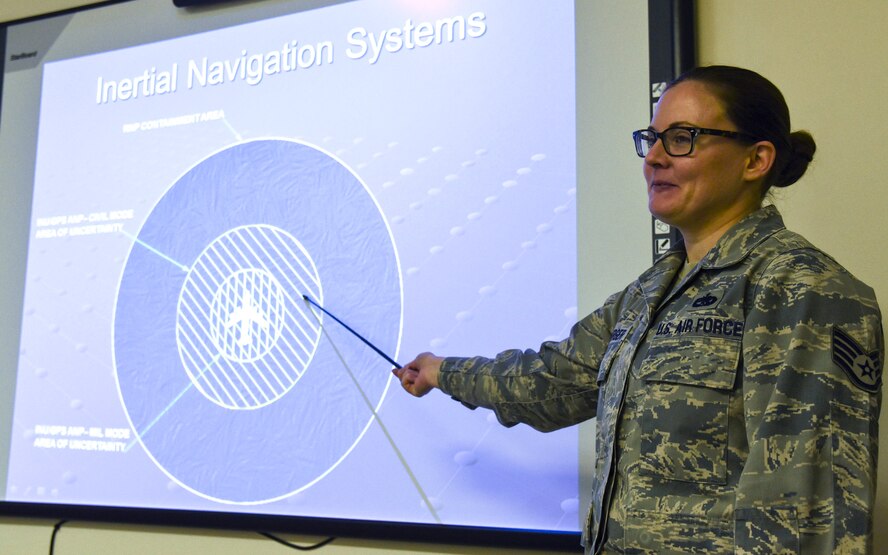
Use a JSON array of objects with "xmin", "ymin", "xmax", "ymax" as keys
[{"xmin": 632, "ymin": 126, "xmax": 761, "ymax": 157}]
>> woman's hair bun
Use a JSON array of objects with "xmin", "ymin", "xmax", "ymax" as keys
[{"xmin": 775, "ymin": 131, "xmax": 816, "ymax": 188}]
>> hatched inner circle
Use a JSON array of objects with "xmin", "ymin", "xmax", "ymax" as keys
[{"xmin": 176, "ymin": 224, "xmax": 323, "ymax": 410}]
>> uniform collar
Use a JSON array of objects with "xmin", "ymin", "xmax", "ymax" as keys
[
  {"xmin": 698, "ymin": 204, "xmax": 786, "ymax": 270},
  {"xmin": 636, "ymin": 205, "xmax": 786, "ymax": 308}
]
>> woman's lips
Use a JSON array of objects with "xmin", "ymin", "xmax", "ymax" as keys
[{"xmin": 650, "ymin": 180, "xmax": 678, "ymax": 191}]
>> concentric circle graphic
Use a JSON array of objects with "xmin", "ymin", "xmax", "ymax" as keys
[
  {"xmin": 113, "ymin": 139, "xmax": 403, "ymax": 503},
  {"xmin": 177, "ymin": 225, "xmax": 322, "ymax": 409}
]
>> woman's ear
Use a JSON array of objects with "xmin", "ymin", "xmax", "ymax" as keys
[{"xmin": 744, "ymin": 140, "xmax": 777, "ymax": 183}]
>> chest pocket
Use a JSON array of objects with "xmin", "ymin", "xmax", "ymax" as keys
[{"xmin": 635, "ymin": 332, "xmax": 741, "ymax": 485}]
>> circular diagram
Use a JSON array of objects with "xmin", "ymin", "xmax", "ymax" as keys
[
  {"xmin": 113, "ymin": 139, "xmax": 402, "ymax": 503},
  {"xmin": 178, "ymin": 226, "xmax": 322, "ymax": 409}
]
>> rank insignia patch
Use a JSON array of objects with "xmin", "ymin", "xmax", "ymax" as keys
[{"xmin": 832, "ymin": 326, "xmax": 882, "ymax": 393}]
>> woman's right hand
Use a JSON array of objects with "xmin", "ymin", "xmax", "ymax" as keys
[{"xmin": 392, "ymin": 352, "xmax": 443, "ymax": 397}]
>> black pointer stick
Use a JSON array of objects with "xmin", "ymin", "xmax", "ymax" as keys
[
  {"xmin": 302, "ymin": 294, "xmax": 401, "ymax": 369},
  {"xmin": 305, "ymin": 294, "xmax": 476, "ymax": 409}
]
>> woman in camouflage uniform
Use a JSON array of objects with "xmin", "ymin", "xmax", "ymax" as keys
[{"xmin": 394, "ymin": 66, "xmax": 882, "ymax": 554}]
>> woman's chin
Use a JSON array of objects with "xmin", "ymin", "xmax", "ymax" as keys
[{"xmin": 648, "ymin": 201, "xmax": 679, "ymax": 226}]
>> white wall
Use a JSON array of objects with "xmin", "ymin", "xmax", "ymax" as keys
[{"xmin": 0, "ymin": 0, "xmax": 84, "ymax": 22}]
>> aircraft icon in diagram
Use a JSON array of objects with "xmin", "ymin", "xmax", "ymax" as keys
[{"xmin": 225, "ymin": 290, "xmax": 271, "ymax": 347}]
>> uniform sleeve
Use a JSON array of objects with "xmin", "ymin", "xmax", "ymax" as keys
[
  {"xmin": 436, "ymin": 290, "xmax": 626, "ymax": 432},
  {"xmin": 737, "ymin": 249, "xmax": 883, "ymax": 554}
]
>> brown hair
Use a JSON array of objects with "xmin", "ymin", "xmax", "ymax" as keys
[{"xmin": 667, "ymin": 65, "xmax": 815, "ymax": 191}]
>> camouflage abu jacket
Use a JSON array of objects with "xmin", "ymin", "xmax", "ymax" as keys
[{"xmin": 437, "ymin": 205, "xmax": 883, "ymax": 554}]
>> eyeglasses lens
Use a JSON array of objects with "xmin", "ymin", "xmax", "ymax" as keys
[
  {"xmin": 663, "ymin": 128, "xmax": 693, "ymax": 156},
  {"xmin": 635, "ymin": 131, "xmax": 655, "ymax": 157},
  {"xmin": 634, "ymin": 128, "xmax": 699, "ymax": 157}
]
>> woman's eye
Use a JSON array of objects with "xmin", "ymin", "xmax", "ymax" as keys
[{"xmin": 670, "ymin": 133, "xmax": 691, "ymax": 145}]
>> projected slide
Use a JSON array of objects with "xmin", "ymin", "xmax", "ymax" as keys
[
  {"xmin": 7, "ymin": 0, "xmax": 579, "ymax": 531},
  {"xmin": 115, "ymin": 140, "xmax": 401, "ymax": 502}
]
